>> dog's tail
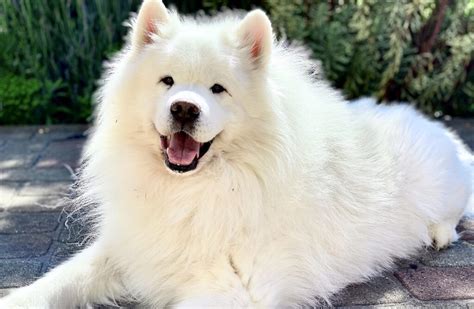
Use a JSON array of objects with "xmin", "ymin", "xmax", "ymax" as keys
[
  {"xmin": 447, "ymin": 130, "xmax": 474, "ymax": 216},
  {"xmin": 467, "ymin": 166, "xmax": 474, "ymax": 216}
]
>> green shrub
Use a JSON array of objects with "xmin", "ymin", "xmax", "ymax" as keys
[
  {"xmin": 0, "ymin": 0, "xmax": 472, "ymax": 124},
  {"xmin": 267, "ymin": 0, "xmax": 474, "ymax": 116},
  {"xmin": 0, "ymin": 0, "xmax": 261, "ymax": 124},
  {"xmin": 0, "ymin": 0, "xmax": 142, "ymax": 124},
  {"xmin": 0, "ymin": 73, "xmax": 63, "ymax": 124}
]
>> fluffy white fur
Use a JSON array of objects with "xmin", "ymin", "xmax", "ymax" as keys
[{"xmin": 1, "ymin": 0, "xmax": 472, "ymax": 308}]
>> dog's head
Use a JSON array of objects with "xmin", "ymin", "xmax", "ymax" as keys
[{"xmin": 103, "ymin": 0, "xmax": 276, "ymax": 176}]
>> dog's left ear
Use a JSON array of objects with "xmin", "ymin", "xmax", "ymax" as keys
[
  {"xmin": 237, "ymin": 10, "xmax": 273, "ymax": 68},
  {"xmin": 132, "ymin": 0, "xmax": 169, "ymax": 48}
]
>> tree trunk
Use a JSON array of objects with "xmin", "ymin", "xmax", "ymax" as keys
[{"xmin": 419, "ymin": 0, "xmax": 449, "ymax": 54}]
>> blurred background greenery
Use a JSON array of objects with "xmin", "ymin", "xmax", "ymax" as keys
[{"xmin": 0, "ymin": 0, "xmax": 473, "ymax": 124}]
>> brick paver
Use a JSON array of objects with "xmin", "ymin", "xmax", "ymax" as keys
[
  {"xmin": 395, "ymin": 266, "xmax": 474, "ymax": 300},
  {"xmin": 0, "ymin": 121, "xmax": 473, "ymax": 308}
]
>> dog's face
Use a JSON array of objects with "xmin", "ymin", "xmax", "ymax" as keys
[
  {"xmin": 150, "ymin": 31, "xmax": 237, "ymax": 174},
  {"xmin": 117, "ymin": 0, "xmax": 273, "ymax": 175}
]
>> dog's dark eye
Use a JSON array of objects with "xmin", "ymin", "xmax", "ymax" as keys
[
  {"xmin": 160, "ymin": 76, "xmax": 174, "ymax": 87},
  {"xmin": 210, "ymin": 83, "xmax": 226, "ymax": 94}
]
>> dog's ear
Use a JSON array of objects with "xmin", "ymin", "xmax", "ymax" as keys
[
  {"xmin": 237, "ymin": 10, "xmax": 273, "ymax": 68},
  {"xmin": 132, "ymin": 0, "xmax": 169, "ymax": 48}
]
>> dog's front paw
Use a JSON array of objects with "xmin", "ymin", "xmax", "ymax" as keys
[
  {"xmin": 0, "ymin": 291, "xmax": 17, "ymax": 309},
  {"xmin": 0, "ymin": 289, "xmax": 49, "ymax": 309},
  {"xmin": 0, "ymin": 297, "xmax": 25, "ymax": 309}
]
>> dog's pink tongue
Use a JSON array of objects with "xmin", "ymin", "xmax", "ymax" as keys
[{"xmin": 167, "ymin": 132, "xmax": 200, "ymax": 165}]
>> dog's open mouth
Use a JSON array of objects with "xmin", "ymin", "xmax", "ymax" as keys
[{"xmin": 160, "ymin": 131, "xmax": 213, "ymax": 173}]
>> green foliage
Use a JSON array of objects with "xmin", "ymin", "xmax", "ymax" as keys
[
  {"xmin": 0, "ymin": 73, "xmax": 63, "ymax": 124},
  {"xmin": 0, "ymin": 0, "xmax": 261, "ymax": 124},
  {"xmin": 266, "ymin": 0, "xmax": 474, "ymax": 116},
  {"xmin": 0, "ymin": 0, "xmax": 472, "ymax": 124},
  {"xmin": 165, "ymin": 0, "xmax": 261, "ymax": 13},
  {"xmin": 0, "ymin": 0, "xmax": 142, "ymax": 124}
]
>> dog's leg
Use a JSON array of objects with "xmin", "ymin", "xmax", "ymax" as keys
[{"xmin": 0, "ymin": 241, "xmax": 124, "ymax": 308}]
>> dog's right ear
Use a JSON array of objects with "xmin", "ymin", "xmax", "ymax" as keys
[{"xmin": 132, "ymin": 0, "xmax": 169, "ymax": 48}]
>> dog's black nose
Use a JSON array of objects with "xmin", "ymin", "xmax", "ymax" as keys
[{"xmin": 170, "ymin": 101, "xmax": 200, "ymax": 124}]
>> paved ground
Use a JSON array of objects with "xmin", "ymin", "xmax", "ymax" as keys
[{"xmin": 0, "ymin": 120, "xmax": 473, "ymax": 308}]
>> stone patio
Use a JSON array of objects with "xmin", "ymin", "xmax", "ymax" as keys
[{"xmin": 0, "ymin": 120, "xmax": 473, "ymax": 308}]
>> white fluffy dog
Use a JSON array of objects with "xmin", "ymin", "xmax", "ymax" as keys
[{"xmin": 1, "ymin": 0, "xmax": 472, "ymax": 308}]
